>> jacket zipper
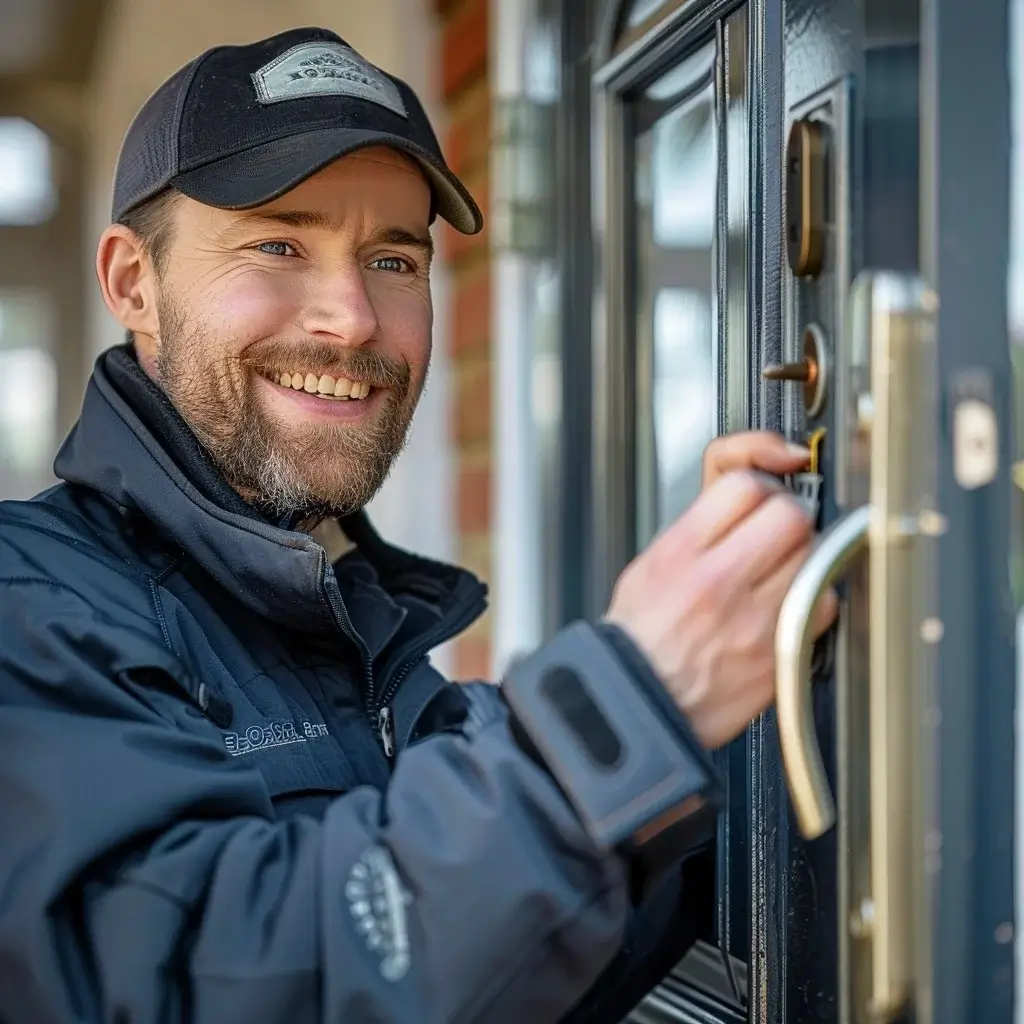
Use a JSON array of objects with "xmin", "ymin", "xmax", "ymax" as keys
[
  {"xmin": 323, "ymin": 550, "xmax": 486, "ymax": 760},
  {"xmin": 369, "ymin": 595, "xmax": 487, "ymax": 759},
  {"xmin": 377, "ymin": 706, "xmax": 396, "ymax": 758},
  {"xmin": 321, "ymin": 567, "xmax": 379, "ymax": 743}
]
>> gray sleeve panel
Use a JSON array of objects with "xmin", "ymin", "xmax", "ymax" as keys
[{"xmin": 501, "ymin": 621, "xmax": 721, "ymax": 853}]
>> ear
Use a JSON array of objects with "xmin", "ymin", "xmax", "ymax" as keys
[{"xmin": 95, "ymin": 224, "xmax": 161, "ymax": 355}]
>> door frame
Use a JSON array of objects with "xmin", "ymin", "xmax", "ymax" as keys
[
  {"xmin": 580, "ymin": 0, "xmax": 785, "ymax": 1019},
  {"xmin": 922, "ymin": 0, "xmax": 1016, "ymax": 1018}
]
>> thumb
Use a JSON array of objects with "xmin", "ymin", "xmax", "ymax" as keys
[{"xmin": 811, "ymin": 586, "xmax": 840, "ymax": 638}]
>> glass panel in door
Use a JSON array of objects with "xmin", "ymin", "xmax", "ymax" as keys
[
  {"xmin": 633, "ymin": 39, "xmax": 717, "ymax": 548},
  {"xmin": 623, "ymin": 23, "xmax": 749, "ymax": 1021}
]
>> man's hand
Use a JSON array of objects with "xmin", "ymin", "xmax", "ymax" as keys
[
  {"xmin": 702, "ymin": 430, "xmax": 811, "ymax": 489},
  {"xmin": 606, "ymin": 453, "xmax": 837, "ymax": 750}
]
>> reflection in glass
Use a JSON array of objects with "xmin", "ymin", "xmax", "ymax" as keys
[
  {"xmin": 620, "ymin": 0, "xmax": 692, "ymax": 33},
  {"xmin": 634, "ymin": 40, "xmax": 717, "ymax": 545},
  {"xmin": 651, "ymin": 289, "xmax": 714, "ymax": 523}
]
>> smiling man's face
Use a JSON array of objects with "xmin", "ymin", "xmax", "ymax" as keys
[{"xmin": 103, "ymin": 146, "xmax": 435, "ymax": 519}]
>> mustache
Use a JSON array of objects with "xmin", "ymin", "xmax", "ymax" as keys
[{"xmin": 240, "ymin": 340, "xmax": 410, "ymax": 390}]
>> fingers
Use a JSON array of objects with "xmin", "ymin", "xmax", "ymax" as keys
[
  {"xmin": 751, "ymin": 543, "xmax": 840, "ymax": 634},
  {"xmin": 702, "ymin": 490, "xmax": 814, "ymax": 590},
  {"xmin": 811, "ymin": 586, "xmax": 840, "ymax": 636},
  {"xmin": 667, "ymin": 470, "xmax": 785, "ymax": 553},
  {"xmin": 703, "ymin": 431, "xmax": 811, "ymax": 487}
]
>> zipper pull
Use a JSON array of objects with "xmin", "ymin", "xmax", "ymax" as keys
[{"xmin": 377, "ymin": 705, "xmax": 396, "ymax": 760}]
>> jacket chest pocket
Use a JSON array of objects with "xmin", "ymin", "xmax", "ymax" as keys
[
  {"xmin": 219, "ymin": 717, "xmax": 354, "ymax": 794},
  {"xmin": 206, "ymin": 706, "xmax": 365, "ymax": 808},
  {"xmin": 224, "ymin": 671, "xmax": 393, "ymax": 804}
]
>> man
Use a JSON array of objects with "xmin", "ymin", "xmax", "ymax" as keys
[{"xmin": 0, "ymin": 27, "xmax": 833, "ymax": 1024}]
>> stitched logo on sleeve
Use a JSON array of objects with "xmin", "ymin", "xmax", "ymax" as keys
[
  {"xmin": 251, "ymin": 42, "xmax": 408, "ymax": 118},
  {"xmin": 346, "ymin": 846, "xmax": 413, "ymax": 982}
]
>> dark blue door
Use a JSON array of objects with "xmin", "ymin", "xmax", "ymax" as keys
[{"xmin": 545, "ymin": 0, "xmax": 1017, "ymax": 1019}]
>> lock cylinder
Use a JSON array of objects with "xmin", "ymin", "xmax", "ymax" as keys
[{"xmin": 762, "ymin": 323, "xmax": 829, "ymax": 418}]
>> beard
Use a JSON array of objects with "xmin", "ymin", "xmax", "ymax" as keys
[{"xmin": 152, "ymin": 293, "xmax": 422, "ymax": 521}]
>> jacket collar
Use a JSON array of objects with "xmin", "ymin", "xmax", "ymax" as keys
[{"xmin": 54, "ymin": 346, "xmax": 486, "ymax": 634}]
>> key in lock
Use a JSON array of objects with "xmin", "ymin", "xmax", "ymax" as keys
[
  {"xmin": 788, "ymin": 426, "xmax": 826, "ymax": 526},
  {"xmin": 788, "ymin": 426, "xmax": 833, "ymax": 677},
  {"xmin": 760, "ymin": 326, "xmax": 829, "ymax": 524}
]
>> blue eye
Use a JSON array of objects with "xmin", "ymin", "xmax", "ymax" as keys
[
  {"xmin": 257, "ymin": 241, "xmax": 294, "ymax": 257},
  {"xmin": 372, "ymin": 256, "xmax": 412, "ymax": 273}
]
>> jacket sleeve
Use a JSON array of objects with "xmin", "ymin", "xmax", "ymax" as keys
[{"xmin": 0, "ymin": 579, "xmax": 681, "ymax": 1024}]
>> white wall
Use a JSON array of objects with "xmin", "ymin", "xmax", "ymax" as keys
[{"xmin": 81, "ymin": 1, "xmax": 456, "ymax": 668}]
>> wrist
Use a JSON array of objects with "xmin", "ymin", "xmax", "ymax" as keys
[{"xmin": 501, "ymin": 621, "xmax": 723, "ymax": 882}]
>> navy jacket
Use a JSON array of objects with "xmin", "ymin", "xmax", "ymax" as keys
[{"xmin": 0, "ymin": 348, "xmax": 705, "ymax": 1022}]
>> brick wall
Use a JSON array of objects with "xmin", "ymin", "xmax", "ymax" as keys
[{"xmin": 433, "ymin": 0, "xmax": 493, "ymax": 680}]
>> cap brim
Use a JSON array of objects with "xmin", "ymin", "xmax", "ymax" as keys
[{"xmin": 171, "ymin": 126, "xmax": 483, "ymax": 235}]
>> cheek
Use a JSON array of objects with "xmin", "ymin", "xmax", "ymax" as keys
[
  {"xmin": 370, "ymin": 283, "xmax": 433, "ymax": 372},
  {"xmin": 201, "ymin": 271, "xmax": 302, "ymax": 341}
]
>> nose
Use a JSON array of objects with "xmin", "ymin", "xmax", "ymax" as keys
[{"xmin": 300, "ymin": 262, "xmax": 379, "ymax": 346}]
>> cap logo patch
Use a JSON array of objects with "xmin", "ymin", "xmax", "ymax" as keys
[{"xmin": 251, "ymin": 41, "xmax": 407, "ymax": 117}]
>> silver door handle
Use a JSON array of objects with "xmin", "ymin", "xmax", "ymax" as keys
[{"xmin": 776, "ymin": 504, "xmax": 869, "ymax": 839}]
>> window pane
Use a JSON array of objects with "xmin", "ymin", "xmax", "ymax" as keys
[{"xmin": 634, "ymin": 40, "xmax": 718, "ymax": 546}]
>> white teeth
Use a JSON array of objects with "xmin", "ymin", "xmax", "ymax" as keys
[{"xmin": 270, "ymin": 370, "xmax": 373, "ymax": 400}]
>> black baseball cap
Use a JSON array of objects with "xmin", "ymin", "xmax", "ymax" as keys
[{"xmin": 112, "ymin": 27, "xmax": 483, "ymax": 235}]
